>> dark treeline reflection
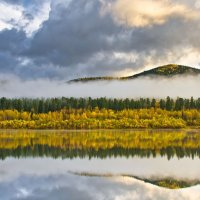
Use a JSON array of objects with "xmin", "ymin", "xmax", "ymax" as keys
[
  {"xmin": 0, "ymin": 130, "xmax": 200, "ymax": 160},
  {"xmin": 0, "ymin": 146, "xmax": 200, "ymax": 160}
]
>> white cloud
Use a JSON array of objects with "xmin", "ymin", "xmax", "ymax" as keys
[
  {"xmin": 195, "ymin": 0, "xmax": 200, "ymax": 8},
  {"xmin": 0, "ymin": 1, "xmax": 50, "ymax": 36},
  {"xmin": 0, "ymin": 2, "xmax": 23, "ymax": 31},
  {"xmin": 24, "ymin": 1, "xmax": 51, "ymax": 36},
  {"xmin": 175, "ymin": 48, "xmax": 200, "ymax": 67},
  {"xmin": 16, "ymin": 188, "xmax": 31, "ymax": 198}
]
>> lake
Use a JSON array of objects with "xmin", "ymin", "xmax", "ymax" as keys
[{"xmin": 0, "ymin": 129, "xmax": 200, "ymax": 200}]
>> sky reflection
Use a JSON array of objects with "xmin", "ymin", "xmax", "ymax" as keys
[
  {"xmin": 0, "ymin": 157, "xmax": 200, "ymax": 200},
  {"xmin": 0, "ymin": 171, "xmax": 200, "ymax": 200}
]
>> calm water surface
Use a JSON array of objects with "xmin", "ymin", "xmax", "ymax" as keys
[{"xmin": 0, "ymin": 129, "xmax": 200, "ymax": 200}]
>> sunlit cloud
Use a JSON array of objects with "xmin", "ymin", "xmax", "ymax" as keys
[{"xmin": 106, "ymin": 0, "xmax": 200, "ymax": 28}]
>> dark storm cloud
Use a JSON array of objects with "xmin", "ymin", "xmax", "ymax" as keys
[
  {"xmin": 130, "ymin": 19, "xmax": 200, "ymax": 52},
  {"xmin": 0, "ymin": 53, "xmax": 19, "ymax": 73},
  {"xmin": 27, "ymin": 0, "xmax": 121, "ymax": 66},
  {"xmin": 0, "ymin": 29, "xmax": 30, "ymax": 76},
  {"xmin": 0, "ymin": 29, "xmax": 27, "ymax": 54},
  {"xmin": 29, "ymin": 0, "xmax": 162, "ymax": 75}
]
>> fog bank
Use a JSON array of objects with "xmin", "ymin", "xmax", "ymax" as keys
[{"xmin": 0, "ymin": 75, "xmax": 200, "ymax": 98}]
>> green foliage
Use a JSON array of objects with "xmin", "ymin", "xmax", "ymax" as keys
[
  {"xmin": 147, "ymin": 64, "xmax": 200, "ymax": 76},
  {"xmin": 68, "ymin": 76, "xmax": 120, "ymax": 83},
  {"xmin": 1, "ymin": 97, "xmax": 200, "ymax": 114},
  {"xmin": 142, "ymin": 178, "xmax": 200, "ymax": 189}
]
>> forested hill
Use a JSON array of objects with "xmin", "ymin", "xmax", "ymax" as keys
[
  {"xmin": 68, "ymin": 64, "xmax": 200, "ymax": 83},
  {"xmin": 126, "ymin": 64, "xmax": 200, "ymax": 79}
]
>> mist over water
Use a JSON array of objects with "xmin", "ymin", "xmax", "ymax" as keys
[{"xmin": 0, "ymin": 75, "xmax": 200, "ymax": 98}]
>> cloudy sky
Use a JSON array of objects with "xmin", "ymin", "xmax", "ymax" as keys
[{"xmin": 1, "ymin": 0, "xmax": 200, "ymax": 81}]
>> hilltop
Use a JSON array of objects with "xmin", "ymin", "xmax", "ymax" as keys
[
  {"xmin": 125, "ymin": 64, "xmax": 200, "ymax": 79},
  {"xmin": 68, "ymin": 64, "xmax": 200, "ymax": 83}
]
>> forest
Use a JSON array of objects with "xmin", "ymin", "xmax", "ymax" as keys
[{"xmin": 0, "ymin": 97, "xmax": 200, "ymax": 129}]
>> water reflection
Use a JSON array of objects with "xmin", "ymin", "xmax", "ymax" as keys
[
  {"xmin": 0, "ymin": 129, "xmax": 200, "ymax": 159},
  {"xmin": 1, "ymin": 171, "xmax": 200, "ymax": 200},
  {"xmin": 1, "ymin": 157, "xmax": 200, "ymax": 181},
  {"xmin": 0, "ymin": 129, "xmax": 200, "ymax": 199},
  {"xmin": 0, "ymin": 158, "xmax": 200, "ymax": 200}
]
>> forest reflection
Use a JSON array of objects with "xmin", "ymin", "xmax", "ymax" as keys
[{"xmin": 0, "ymin": 129, "xmax": 200, "ymax": 160}]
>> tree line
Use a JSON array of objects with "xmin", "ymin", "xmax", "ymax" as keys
[{"xmin": 0, "ymin": 97, "xmax": 200, "ymax": 113}]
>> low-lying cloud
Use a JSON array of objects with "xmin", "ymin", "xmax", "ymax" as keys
[{"xmin": 0, "ymin": 75, "xmax": 200, "ymax": 98}]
